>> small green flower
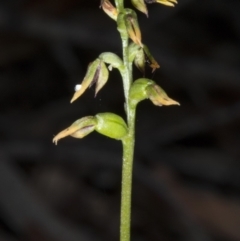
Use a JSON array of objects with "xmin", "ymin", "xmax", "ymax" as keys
[
  {"xmin": 128, "ymin": 43, "xmax": 160, "ymax": 73},
  {"xmin": 52, "ymin": 113, "xmax": 128, "ymax": 144},
  {"xmin": 129, "ymin": 78, "xmax": 180, "ymax": 106}
]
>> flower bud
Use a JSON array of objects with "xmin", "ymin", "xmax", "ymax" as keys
[
  {"xmin": 100, "ymin": 0, "xmax": 118, "ymax": 20},
  {"xmin": 131, "ymin": 0, "xmax": 148, "ymax": 17},
  {"xmin": 70, "ymin": 59, "xmax": 109, "ymax": 103},
  {"xmin": 129, "ymin": 78, "xmax": 180, "ymax": 106},
  {"xmin": 145, "ymin": 0, "xmax": 178, "ymax": 7},
  {"xmin": 52, "ymin": 116, "xmax": 97, "ymax": 145},
  {"xmin": 95, "ymin": 113, "xmax": 128, "ymax": 140}
]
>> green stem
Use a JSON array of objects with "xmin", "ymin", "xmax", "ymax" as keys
[
  {"xmin": 116, "ymin": 2, "xmax": 136, "ymax": 241},
  {"xmin": 121, "ymin": 105, "xmax": 136, "ymax": 241}
]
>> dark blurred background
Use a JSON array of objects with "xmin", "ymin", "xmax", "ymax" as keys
[{"xmin": 1, "ymin": 0, "xmax": 240, "ymax": 240}]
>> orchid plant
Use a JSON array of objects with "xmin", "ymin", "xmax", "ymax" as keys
[{"xmin": 53, "ymin": 0, "xmax": 179, "ymax": 240}]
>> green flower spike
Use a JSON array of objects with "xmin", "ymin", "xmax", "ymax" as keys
[
  {"xmin": 129, "ymin": 78, "xmax": 180, "ymax": 106},
  {"xmin": 100, "ymin": 0, "xmax": 118, "ymax": 20},
  {"xmin": 70, "ymin": 59, "xmax": 109, "ymax": 103},
  {"xmin": 52, "ymin": 113, "xmax": 128, "ymax": 144},
  {"xmin": 131, "ymin": 0, "xmax": 148, "ymax": 17}
]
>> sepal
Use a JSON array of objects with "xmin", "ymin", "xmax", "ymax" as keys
[
  {"xmin": 100, "ymin": 0, "xmax": 118, "ymax": 20},
  {"xmin": 131, "ymin": 0, "xmax": 148, "ymax": 17},
  {"xmin": 143, "ymin": 44, "xmax": 160, "ymax": 72},
  {"xmin": 146, "ymin": 83, "xmax": 180, "ymax": 106},
  {"xmin": 95, "ymin": 61, "xmax": 109, "ymax": 96},
  {"xmin": 124, "ymin": 9, "xmax": 142, "ymax": 46},
  {"xmin": 53, "ymin": 116, "xmax": 97, "ymax": 145}
]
